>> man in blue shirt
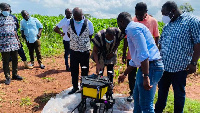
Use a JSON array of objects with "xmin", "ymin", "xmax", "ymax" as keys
[
  {"xmin": 117, "ymin": 12, "xmax": 164, "ymax": 113},
  {"xmin": 155, "ymin": 1, "xmax": 200, "ymax": 113},
  {"xmin": 8, "ymin": 5, "xmax": 33, "ymax": 69},
  {"xmin": 20, "ymin": 10, "xmax": 45, "ymax": 69}
]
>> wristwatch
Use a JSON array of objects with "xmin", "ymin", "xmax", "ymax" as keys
[
  {"xmin": 190, "ymin": 61, "xmax": 197, "ymax": 66},
  {"xmin": 142, "ymin": 74, "xmax": 149, "ymax": 77}
]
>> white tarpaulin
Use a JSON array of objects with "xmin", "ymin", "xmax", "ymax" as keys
[{"xmin": 42, "ymin": 87, "xmax": 134, "ymax": 113}]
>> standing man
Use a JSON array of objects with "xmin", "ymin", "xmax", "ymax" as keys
[
  {"xmin": 122, "ymin": 2, "xmax": 160, "ymax": 102},
  {"xmin": 8, "ymin": 5, "xmax": 33, "ymax": 69},
  {"xmin": 155, "ymin": 1, "xmax": 200, "ymax": 113},
  {"xmin": 20, "ymin": 10, "xmax": 45, "ymax": 69},
  {"xmin": 0, "ymin": 3, "xmax": 23, "ymax": 85},
  {"xmin": 54, "ymin": 8, "xmax": 72, "ymax": 71},
  {"xmin": 117, "ymin": 12, "xmax": 164, "ymax": 113},
  {"xmin": 68, "ymin": 7, "xmax": 94, "ymax": 94},
  {"xmin": 91, "ymin": 27, "xmax": 125, "ymax": 82}
]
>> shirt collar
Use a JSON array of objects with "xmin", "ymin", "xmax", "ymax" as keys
[
  {"xmin": 143, "ymin": 14, "xmax": 150, "ymax": 21},
  {"xmin": 125, "ymin": 21, "xmax": 134, "ymax": 34},
  {"xmin": 73, "ymin": 16, "xmax": 85, "ymax": 24}
]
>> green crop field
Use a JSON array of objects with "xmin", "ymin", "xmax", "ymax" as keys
[
  {"xmin": 7, "ymin": 14, "xmax": 200, "ymax": 74},
  {"xmin": 13, "ymin": 14, "xmax": 165, "ymax": 57}
]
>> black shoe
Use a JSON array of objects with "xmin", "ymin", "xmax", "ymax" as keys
[
  {"xmin": 127, "ymin": 95, "xmax": 133, "ymax": 102},
  {"xmin": 5, "ymin": 77, "xmax": 11, "ymax": 85},
  {"xmin": 66, "ymin": 67, "xmax": 71, "ymax": 72},
  {"xmin": 31, "ymin": 61, "xmax": 34, "ymax": 66},
  {"xmin": 76, "ymin": 89, "xmax": 81, "ymax": 93},
  {"xmin": 12, "ymin": 75, "xmax": 23, "ymax": 80},
  {"xmin": 40, "ymin": 64, "xmax": 45, "ymax": 69},
  {"xmin": 68, "ymin": 88, "xmax": 79, "ymax": 94}
]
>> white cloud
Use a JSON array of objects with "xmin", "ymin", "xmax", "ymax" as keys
[
  {"xmin": 3, "ymin": 0, "xmax": 200, "ymax": 20},
  {"xmin": 29, "ymin": 0, "xmax": 40, "ymax": 2}
]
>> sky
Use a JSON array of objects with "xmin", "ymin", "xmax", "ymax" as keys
[{"xmin": 1, "ymin": 0, "xmax": 200, "ymax": 21}]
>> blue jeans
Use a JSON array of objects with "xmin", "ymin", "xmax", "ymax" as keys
[
  {"xmin": 133, "ymin": 60, "xmax": 164, "ymax": 113},
  {"xmin": 63, "ymin": 40, "xmax": 70, "ymax": 68},
  {"xmin": 155, "ymin": 71, "xmax": 187, "ymax": 113}
]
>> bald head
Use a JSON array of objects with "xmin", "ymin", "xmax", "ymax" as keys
[
  {"xmin": 73, "ymin": 7, "xmax": 83, "ymax": 21},
  {"xmin": 65, "ymin": 8, "xmax": 72, "ymax": 19},
  {"xmin": 106, "ymin": 27, "xmax": 115, "ymax": 36},
  {"xmin": 21, "ymin": 10, "xmax": 29, "ymax": 21}
]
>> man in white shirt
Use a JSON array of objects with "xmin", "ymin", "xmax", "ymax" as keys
[{"xmin": 54, "ymin": 8, "xmax": 72, "ymax": 71}]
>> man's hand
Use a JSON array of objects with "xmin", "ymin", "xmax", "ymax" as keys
[
  {"xmin": 96, "ymin": 63, "xmax": 102, "ymax": 74},
  {"xmin": 60, "ymin": 32, "xmax": 65, "ymax": 36},
  {"xmin": 122, "ymin": 54, "xmax": 126, "ymax": 64},
  {"xmin": 118, "ymin": 74, "xmax": 126, "ymax": 84},
  {"xmin": 186, "ymin": 64, "xmax": 196, "ymax": 74},
  {"xmin": 18, "ymin": 42, "xmax": 21, "ymax": 48},
  {"xmin": 143, "ymin": 76, "xmax": 153, "ymax": 90},
  {"xmin": 37, "ymin": 33, "xmax": 41, "ymax": 39},
  {"xmin": 106, "ymin": 52, "xmax": 114, "ymax": 60}
]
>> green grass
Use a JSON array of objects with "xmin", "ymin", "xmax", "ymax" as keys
[
  {"xmin": 154, "ymin": 91, "xmax": 200, "ymax": 113},
  {"xmin": 20, "ymin": 97, "xmax": 32, "ymax": 106}
]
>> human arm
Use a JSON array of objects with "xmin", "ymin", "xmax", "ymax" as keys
[
  {"xmin": 129, "ymin": 29, "xmax": 152, "ymax": 90},
  {"xmin": 15, "ymin": 31, "xmax": 21, "ymax": 47},
  {"xmin": 118, "ymin": 65, "xmax": 135, "ymax": 84},
  {"xmin": 154, "ymin": 36, "xmax": 159, "ymax": 47},
  {"xmin": 187, "ymin": 43, "xmax": 200, "ymax": 74},
  {"xmin": 153, "ymin": 19, "xmax": 160, "ymax": 47},
  {"xmin": 37, "ymin": 28, "xmax": 42, "ymax": 39},
  {"xmin": 54, "ymin": 26, "xmax": 65, "ymax": 36},
  {"xmin": 21, "ymin": 30, "xmax": 26, "ymax": 40},
  {"xmin": 88, "ymin": 20, "xmax": 94, "ymax": 41},
  {"xmin": 93, "ymin": 45, "xmax": 103, "ymax": 74},
  {"xmin": 122, "ymin": 36, "xmax": 128, "ymax": 63},
  {"xmin": 187, "ymin": 18, "xmax": 200, "ymax": 74}
]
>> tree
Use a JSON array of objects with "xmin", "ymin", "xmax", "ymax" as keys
[{"xmin": 179, "ymin": 3, "xmax": 194, "ymax": 13}]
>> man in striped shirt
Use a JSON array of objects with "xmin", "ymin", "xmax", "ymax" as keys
[
  {"xmin": 155, "ymin": 1, "xmax": 200, "ymax": 113},
  {"xmin": 91, "ymin": 27, "xmax": 125, "ymax": 82}
]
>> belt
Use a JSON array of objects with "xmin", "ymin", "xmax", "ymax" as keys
[{"xmin": 149, "ymin": 59, "xmax": 162, "ymax": 64}]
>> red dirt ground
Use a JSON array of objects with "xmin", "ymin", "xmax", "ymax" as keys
[{"xmin": 0, "ymin": 54, "xmax": 199, "ymax": 113}]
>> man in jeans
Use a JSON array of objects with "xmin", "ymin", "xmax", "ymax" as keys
[
  {"xmin": 54, "ymin": 8, "xmax": 72, "ymax": 71},
  {"xmin": 155, "ymin": 1, "xmax": 200, "ymax": 113},
  {"xmin": 20, "ymin": 10, "xmax": 45, "ymax": 69},
  {"xmin": 117, "ymin": 12, "xmax": 164, "ymax": 113},
  {"xmin": 122, "ymin": 2, "xmax": 160, "ymax": 102}
]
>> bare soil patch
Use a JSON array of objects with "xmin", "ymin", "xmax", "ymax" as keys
[{"xmin": 0, "ymin": 54, "xmax": 199, "ymax": 113}]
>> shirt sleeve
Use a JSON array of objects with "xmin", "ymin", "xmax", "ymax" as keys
[
  {"xmin": 20, "ymin": 20, "xmax": 24, "ymax": 31},
  {"xmin": 129, "ymin": 28, "xmax": 149, "ymax": 66},
  {"xmin": 57, "ymin": 18, "xmax": 65, "ymax": 28},
  {"xmin": 88, "ymin": 20, "xmax": 94, "ymax": 35},
  {"xmin": 190, "ymin": 17, "xmax": 200, "ymax": 44},
  {"xmin": 116, "ymin": 28, "xmax": 125, "ymax": 41},
  {"xmin": 129, "ymin": 59, "xmax": 137, "ymax": 67},
  {"xmin": 152, "ymin": 19, "xmax": 160, "ymax": 37},
  {"xmin": 35, "ymin": 18, "xmax": 43, "ymax": 29}
]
